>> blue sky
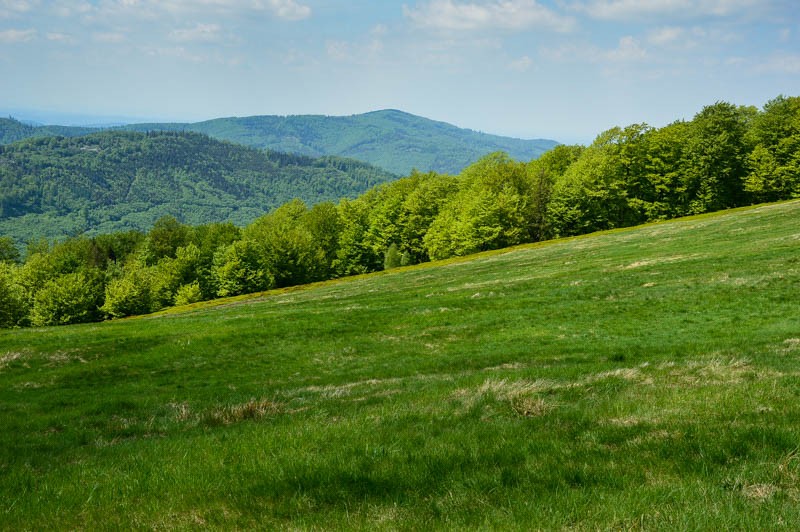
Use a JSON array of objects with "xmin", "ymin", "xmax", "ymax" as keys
[{"xmin": 0, "ymin": 0, "xmax": 798, "ymax": 143}]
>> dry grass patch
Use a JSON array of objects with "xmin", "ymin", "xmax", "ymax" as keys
[
  {"xmin": 776, "ymin": 338, "xmax": 800, "ymax": 355},
  {"xmin": 296, "ymin": 377, "xmax": 404, "ymax": 399},
  {"xmin": 453, "ymin": 378, "xmax": 556, "ymax": 416},
  {"xmin": 655, "ymin": 358, "xmax": 771, "ymax": 387},
  {"xmin": 46, "ymin": 349, "xmax": 88, "ymax": 366},
  {"xmin": 205, "ymin": 398, "xmax": 284, "ymax": 425},
  {"xmin": 168, "ymin": 399, "xmax": 285, "ymax": 426},
  {"xmin": 170, "ymin": 401, "xmax": 193, "ymax": 422},
  {"xmin": 587, "ymin": 367, "xmax": 648, "ymax": 383},
  {"xmin": 621, "ymin": 254, "xmax": 703, "ymax": 270},
  {"xmin": 510, "ymin": 396, "xmax": 553, "ymax": 417},
  {"xmin": 483, "ymin": 362, "xmax": 528, "ymax": 372},
  {"xmin": 0, "ymin": 351, "xmax": 26, "ymax": 370},
  {"xmin": 1, "ymin": 349, "xmax": 89, "ymax": 371},
  {"xmin": 742, "ymin": 483, "xmax": 779, "ymax": 502},
  {"xmin": 605, "ymin": 416, "xmax": 647, "ymax": 427}
]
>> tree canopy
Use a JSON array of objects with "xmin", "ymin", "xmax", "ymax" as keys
[{"xmin": 2, "ymin": 95, "xmax": 798, "ymax": 329}]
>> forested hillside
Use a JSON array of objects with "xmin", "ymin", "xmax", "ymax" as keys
[
  {"xmin": 0, "ymin": 95, "xmax": 797, "ymax": 329},
  {"xmin": 0, "ymin": 131, "xmax": 395, "ymax": 243},
  {"xmin": 0, "ymin": 111, "xmax": 558, "ymax": 175},
  {"xmin": 0, "ymin": 117, "xmax": 96, "ymax": 145},
  {"xmin": 121, "ymin": 110, "xmax": 558, "ymax": 175}
]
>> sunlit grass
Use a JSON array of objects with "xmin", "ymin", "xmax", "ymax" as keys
[{"xmin": 1, "ymin": 200, "xmax": 799, "ymax": 528}]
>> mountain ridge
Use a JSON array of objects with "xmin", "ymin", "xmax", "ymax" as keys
[{"xmin": 0, "ymin": 110, "xmax": 558, "ymax": 175}]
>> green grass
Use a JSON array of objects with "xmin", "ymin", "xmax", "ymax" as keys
[{"xmin": 2, "ymin": 200, "xmax": 800, "ymax": 529}]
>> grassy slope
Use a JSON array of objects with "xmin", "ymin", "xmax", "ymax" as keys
[{"xmin": 1, "ymin": 200, "xmax": 799, "ymax": 529}]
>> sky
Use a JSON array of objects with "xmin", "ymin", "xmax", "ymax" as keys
[{"xmin": 0, "ymin": 0, "xmax": 798, "ymax": 143}]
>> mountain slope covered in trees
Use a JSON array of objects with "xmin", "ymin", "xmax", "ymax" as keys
[
  {"xmin": 0, "ymin": 130, "xmax": 395, "ymax": 243},
  {"xmin": 0, "ymin": 117, "xmax": 96, "ymax": 145},
  {"xmin": 122, "ymin": 110, "xmax": 558, "ymax": 175},
  {"xmin": 0, "ymin": 111, "xmax": 558, "ymax": 175}
]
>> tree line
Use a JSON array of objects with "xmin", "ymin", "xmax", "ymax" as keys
[{"xmin": 1, "ymin": 95, "xmax": 798, "ymax": 328}]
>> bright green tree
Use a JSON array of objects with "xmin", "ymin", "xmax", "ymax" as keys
[
  {"xmin": 744, "ymin": 96, "xmax": 800, "ymax": 201},
  {"xmin": 304, "ymin": 202, "xmax": 341, "ymax": 278},
  {"xmin": 333, "ymin": 194, "xmax": 382, "ymax": 276},
  {"xmin": 424, "ymin": 153, "xmax": 534, "ymax": 259},
  {"xmin": 396, "ymin": 171, "xmax": 459, "ymax": 264},
  {"xmin": 526, "ymin": 144, "xmax": 584, "ymax": 240},
  {"xmin": 548, "ymin": 126, "xmax": 651, "ymax": 237},
  {"xmin": 101, "ymin": 259, "xmax": 154, "ymax": 318},
  {"xmin": 682, "ymin": 102, "xmax": 754, "ymax": 213},
  {"xmin": 0, "ymin": 262, "xmax": 26, "ymax": 327},
  {"xmin": 212, "ymin": 239, "xmax": 274, "ymax": 297},
  {"xmin": 641, "ymin": 121, "xmax": 692, "ymax": 219},
  {"xmin": 192, "ymin": 222, "xmax": 242, "ymax": 299},
  {"xmin": 30, "ymin": 271, "xmax": 104, "ymax": 326},
  {"xmin": 146, "ymin": 215, "xmax": 191, "ymax": 264},
  {"xmin": 246, "ymin": 199, "xmax": 328, "ymax": 287}
]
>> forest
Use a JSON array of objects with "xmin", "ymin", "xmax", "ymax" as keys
[
  {"xmin": 0, "ymin": 95, "xmax": 798, "ymax": 328},
  {"xmin": 0, "ymin": 110, "xmax": 557, "ymax": 176},
  {"xmin": 0, "ymin": 130, "xmax": 395, "ymax": 243}
]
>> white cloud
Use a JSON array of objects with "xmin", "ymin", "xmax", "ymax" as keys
[
  {"xmin": 92, "ymin": 31, "xmax": 126, "ymax": 43},
  {"xmin": 49, "ymin": 1, "xmax": 93, "ymax": 18},
  {"xmin": 282, "ymin": 47, "xmax": 317, "ymax": 66},
  {"xmin": 146, "ymin": 45, "xmax": 204, "ymax": 63},
  {"xmin": 69, "ymin": 0, "xmax": 310, "ymax": 22},
  {"xmin": 266, "ymin": 0, "xmax": 311, "ymax": 21},
  {"xmin": 542, "ymin": 35, "xmax": 646, "ymax": 63},
  {"xmin": 607, "ymin": 35, "xmax": 646, "ymax": 60},
  {"xmin": 571, "ymin": 0, "xmax": 760, "ymax": 20},
  {"xmin": 325, "ymin": 35, "xmax": 384, "ymax": 64},
  {"xmin": 169, "ymin": 23, "xmax": 221, "ymax": 42},
  {"xmin": 508, "ymin": 55, "xmax": 532, "ymax": 71},
  {"xmin": 759, "ymin": 53, "xmax": 800, "ymax": 74},
  {"xmin": 646, "ymin": 25, "xmax": 738, "ymax": 49},
  {"xmin": 724, "ymin": 56, "xmax": 746, "ymax": 66},
  {"xmin": 0, "ymin": 27, "xmax": 35, "ymax": 42},
  {"xmin": 404, "ymin": 0, "xmax": 575, "ymax": 33},
  {"xmin": 0, "ymin": 0, "xmax": 39, "ymax": 18},
  {"xmin": 326, "ymin": 40, "xmax": 350, "ymax": 61},
  {"xmin": 46, "ymin": 31, "xmax": 76, "ymax": 43},
  {"xmin": 647, "ymin": 26, "xmax": 684, "ymax": 45}
]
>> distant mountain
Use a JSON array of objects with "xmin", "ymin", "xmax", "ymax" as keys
[
  {"xmin": 0, "ymin": 130, "xmax": 395, "ymax": 243},
  {"xmin": 0, "ymin": 111, "xmax": 559, "ymax": 175},
  {"xmin": 122, "ymin": 110, "xmax": 558, "ymax": 175},
  {"xmin": 0, "ymin": 117, "xmax": 97, "ymax": 145}
]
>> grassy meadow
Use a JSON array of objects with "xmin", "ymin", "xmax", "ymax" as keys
[{"xmin": 1, "ymin": 200, "xmax": 799, "ymax": 529}]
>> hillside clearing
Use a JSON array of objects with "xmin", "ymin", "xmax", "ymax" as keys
[{"xmin": 1, "ymin": 200, "xmax": 799, "ymax": 529}]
